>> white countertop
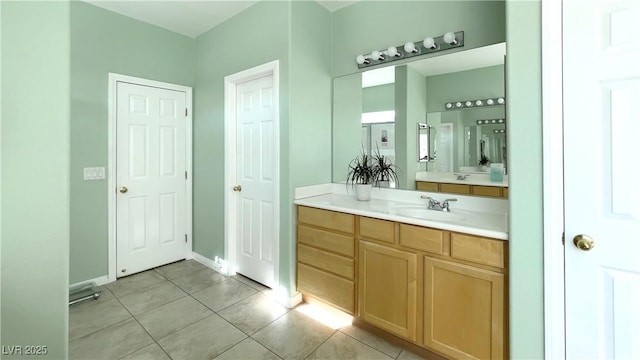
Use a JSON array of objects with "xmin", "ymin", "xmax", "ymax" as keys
[
  {"xmin": 294, "ymin": 185, "xmax": 509, "ymax": 240},
  {"xmin": 415, "ymin": 172, "xmax": 509, "ymax": 187}
]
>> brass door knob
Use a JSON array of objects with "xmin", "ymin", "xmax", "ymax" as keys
[
  {"xmin": 573, "ymin": 234, "xmax": 595, "ymax": 251},
  {"xmin": 233, "ymin": 185, "xmax": 242, "ymax": 192},
  {"xmin": 119, "ymin": 186, "xmax": 128, "ymax": 194}
]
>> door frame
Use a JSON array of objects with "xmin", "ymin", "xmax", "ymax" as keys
[
  {"xmin": 541, "ymin": 0, "xmax": 566, "ymax": 358},
  {"xmin": 223, "ymin": 60, "xmax": 280, "ymax": 286},
  {"xmin": 107, "ymin": 73, "xmax": 193, "ymax": 282}
]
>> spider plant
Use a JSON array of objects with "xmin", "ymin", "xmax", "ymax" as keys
[
  {"xmin": 371, "ymin": 146, "xmax": 399, "ymax": 187},
  {"xmin": 346, "ymin": 150, "xmax": 375, "ymax": 185}
]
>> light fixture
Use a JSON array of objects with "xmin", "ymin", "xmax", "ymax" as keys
[
  {"xmin": 387, "ymin": 46, "xmax": 401, "ymax": 58},
  {"xmin": 423, "ymin": 37, "xmax": 438, "ymax": 50},
  {"xmin": 444, "ymin": 32, "xmax": 458, "ymax": 45},
  {"xmin": 355, "ymin": 31, "xmax": 464, "ymax": 69},
  {"xmin": 404, "ymin": 42, "xmax": 418, "ymax": 54},
  {"xmin": 371, "ymin": 50, "xmax": 384, "ymax": 61},
  {"xmin": 493, "ymin": 129, "xmax": 506, "ymax": 134},
  {"xmin": 477, "ymin": 118, "xmax": 506, "ymax": 125},
  {"xmin": 356, "ymin": 54, "xmax": 370, "ymax": 65},
  {"xmin": 444, "ymin": 97, "xmax": 506, "ymax": 110}
]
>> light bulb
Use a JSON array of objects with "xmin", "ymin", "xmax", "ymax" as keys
[
  {"xmin": 387, "ymin": 46, "xmax": 400, "ymax": 57},
  {"xmin": 465, "ymin": 101, "xmax": 473, "ymax": 107},
  {"xmin": 356, "ymin": 55, "xmax": 370, "ymax": 65},
  {"xmin": 445, "ymin": 102, "xmax": 453, "ymax": 109},
  {"xmin": 404, "ymin": 42, "xmax": 418, "ymax": 53},
  {"xmin": 497, "ymin": 97, "xmax": 505, "ymax": 104},
  {"xmin": 371, "ymin": 50, "xmax": 384, "ymax": 61},
  {"xmin": 476, "ymin": 100, "xmax": 483, "ymax": 106},
  {"xmin": 477, "ymin": 120, "xmax": 483, "ymax": 125},
  {"xmin": 455, "ymin": 102, "xmax": 463, "ymax": 108},
  {"xmin": 491, "ymin": 119, "xmax": 497, "ymax": 124},
  {"xmin": 498, "ymin": 119, "xmax": 504, "ymax": 123},
  {"xmin": 486, "ymin": 99, "xmax": 495, "ymax": 105},
  {"xmin": 423, "ymin": 37, "xmax": 437, "ymax": 50},
  {"xmin": 444, "ymin": 32, "xmax": 458, "ymax": 45}
]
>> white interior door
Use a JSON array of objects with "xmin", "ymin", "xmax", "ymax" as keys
[
  {"xmin": 564, "ymin": 0, "xmax": 640, "ymax": 357},
  {"xmin": 116, "ymin": 82, "xmax": 188, "ymax": 277},
  {"xmin": 234, "ymin": 74, "xmax": 276, "ymax": 288}
]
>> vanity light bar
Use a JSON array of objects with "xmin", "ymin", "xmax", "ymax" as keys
[
  {"xmin": 445, "ymin": 97, "xmax": 505, "ymax": 110},
  {"xmin": 356, "ymin": 31, "xmax": 464, "ymax": 69},
  {"xmin": 476, "ymin": 118, "xmax": 505, "ymax": 125},
  {"xmin": 493, "ymin": 129, "xmax": 506, "ymax": 134}
]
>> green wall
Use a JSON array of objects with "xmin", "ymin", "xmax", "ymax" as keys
[
  {"xmin": 362, "ymin": 84, "xmax": 394, "ymax": 113},
  {"xmin": 193, "ymin": 0, "xmax": 291, "ymax": 264},
  {"xmin": 332, "ymin": 1, "xmax": 506, "ymax": 77},
  {"xmin": 1, "ymin": 1, "xmax": 70, "ymax": 358},
  {"xmin": 194, "ymin": 0, "xmax": 331, "ymax": 296},
  {"xmin": 69, "ymin": 2, "xmax": 195, "ymax": 284},
  {"xmin": 288, "ymin": 0, "xmax": 333, "ymax": 293},
  {"xmin": 506, "ymin": 1, "xmax": 544, "ymax": 358},
  {"xmin": 394, "ymin": 65, "xmax": 425, "ymax": 189},
  {"xmin": 332, "ymin": 73, "xmax": 363, "ymax": 182}
]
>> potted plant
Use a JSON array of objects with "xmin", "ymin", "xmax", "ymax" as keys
[
  {"xmin": 347, "ymin": 147, "xmax": 400, "ymax": 200},
  {"xmin": 372, "ymin": 147, "xmax": 399, "ymax": 188},
  {"xmin": 347, "ymin": 150, "xmax": 376, "ymax": 201},
  {"xmin": 478, "ymin": 154, "xmax": 490, "ymax": 172}
]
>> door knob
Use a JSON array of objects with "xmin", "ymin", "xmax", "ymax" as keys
[
  {"xmin": 233, "ymin": 185, "xmax": 242, "ymax": 192},
  {"xmin": 119, "ymin": 186, "xmax": 128, "ymax": 194},
  {"xmin": 573, "ymin": 234, "xmax": 595, "ymax": 251}
]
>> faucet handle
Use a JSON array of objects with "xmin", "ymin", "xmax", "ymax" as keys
[
  {"xmin": 443, "ymin": 198, "xmax": 458, "ymax": 203},
  {"xmin": 442, "ymin": 198, "xmax": 457, "ymax": 211},
  {"xmin": 420, "ymin": 195, "xmax": 433, "ymax": 200}
]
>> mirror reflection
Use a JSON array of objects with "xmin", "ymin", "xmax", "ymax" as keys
[{"xmin": 332, "ymin": 42, "xmax": 506, "ymax": 190}]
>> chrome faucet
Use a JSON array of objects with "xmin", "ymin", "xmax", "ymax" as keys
[
  {"xmin": 420, "ymin": 195, "xmax": 458, "ymax": 212},
  {"xmin": 454, "ymin": 173, "xmax": 470, "ymax": 180}
]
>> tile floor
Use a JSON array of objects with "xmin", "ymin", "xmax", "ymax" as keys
[{"xmin": 69, "ymin": 260, "xmax": 425, "ymax": 360}]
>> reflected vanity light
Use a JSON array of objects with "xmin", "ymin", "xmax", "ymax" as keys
[
  {"xmin": 477, "ymin": 118, "xmax": 505, "ymax": 125},
  {"xmin": 493, "ymin": 129, "xmax": 506, "ymax": 134},
  {"xmin": 356, "ymin": 54, "xmax": 370, "ymax": 65},
  {"xmin": 356, "ymin": 31, "xmax": 464, "ymax": 69},
  {"xmin": 445, "ymin": 97, "xmax": 506, "ymax": 110}
]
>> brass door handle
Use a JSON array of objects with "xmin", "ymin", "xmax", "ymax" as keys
[
  {"xmin": 233, "ymin": 185, "xmax": 242, "ymax": 192},
  {"xmin": 573, "ymin": 234, "xmax": 595, "ymax": 251},
  {"xmin": 119, "ymin": 186, "xmax": 128, "ymax": 194}
]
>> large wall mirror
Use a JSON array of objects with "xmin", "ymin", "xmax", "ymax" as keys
[{"xmin": 332, "ymin": 42, "xmax": 506, "ymax": 191}]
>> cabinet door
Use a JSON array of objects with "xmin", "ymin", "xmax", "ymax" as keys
[
  {"xmin": 424, "ymin": 257, "xmax": 505, "ymax": 360},
  {"xmin": 359, "ymin": 241, "xmax": 418, "ymax": 341}
]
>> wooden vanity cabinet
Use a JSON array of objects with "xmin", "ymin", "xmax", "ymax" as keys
[
  {"xmin": 358, "ymin": 240, "xmax": 418, "ymax": 341},
  {"xmin": 415, "ymin": 181, "xmax": 508, "ymax": 198},
  {"xmin": 423, "ymin": 233, "xmax": 507, "ymax": 360},
  {"xmin": 296, "ymin": 205, "xmax": 507, "ymax": 359},
  {"xmin": 296, "ymin": 206, "xmax": 356, "ymax": 313}
]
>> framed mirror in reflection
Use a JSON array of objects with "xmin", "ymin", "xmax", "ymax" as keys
[{"xmin": 332, "ymin": 42, "xmax": 506, "ymax": 191}]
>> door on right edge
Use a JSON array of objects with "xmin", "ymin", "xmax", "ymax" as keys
[{"xmin": 564, "ymin": 0, "xmax": 640, "ymax": 358}]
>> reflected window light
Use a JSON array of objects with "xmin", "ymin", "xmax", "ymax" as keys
[{"xmin": 361, "ymin": 110, "xmax": 396, "ymax": 124}]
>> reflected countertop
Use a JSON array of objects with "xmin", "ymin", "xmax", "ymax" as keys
[{"xmin": 294, "ymin": 189, "xmax": 508, "ymax": 240}]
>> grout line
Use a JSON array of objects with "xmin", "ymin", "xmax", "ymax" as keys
[{"xmin": 338, "ymin": 329, "xmax": 401, "ymax": 359}]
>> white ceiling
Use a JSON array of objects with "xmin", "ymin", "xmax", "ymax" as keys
[
  {"xmin": 84, "ymin": 0, "xmax": 359, "ymax": 38},
  {"xmin": 362, "ymin": 43, "xmax": 507, "ymax": 87}
]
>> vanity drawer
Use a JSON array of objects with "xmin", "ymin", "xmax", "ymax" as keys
[
  {"xmin": 297, "ymin": 225, "xmax": 354, "ymax": 257},
  {"xmin": 502, "ymin": 188, "xmax": 509, "ymax": 198},
  {"xmin": 298, "ymin": 206, "xmax": 354, "ymax": 234},
  {"xmin": 439, "ymin": 183, "xmax": 472, "ymax": 195},
  {"xmin": 298, "ymin": 244, "xmax": 355, "ymax": 279},
  {"xmin": 298, "ymin": 263, "xmax": 355, "ymax": 313},
  {"xmin": 472, "ymin": 185, "xmax": 502, "ymax": 197},
  {"xmin": 359, "ymin": 216, "xmax": 395, "ymax": 244},
  {"xmin": 399, "ymin": 224, "xmax": 448, "ymax": 255},
  {"xmin": 416, "ymin": 181, "xmax": 439, "ymax": 192},
  {"xmin": 450, "ymin": 233, "xmax": 505, "ymax": 268}
]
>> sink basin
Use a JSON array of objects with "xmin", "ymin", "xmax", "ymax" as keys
[{"xmin": 392, "ymin": 206, "xmax": 467, "ymax": 222}]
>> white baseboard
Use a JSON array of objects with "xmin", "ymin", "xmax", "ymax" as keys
[
  {"xmin": 192, "ymin": 252, "xmax": 226, "ymax": 275},
  {"xmin": 69, "ymin": 275, "xmax": 111, "ymax": 290},
  {"xmin": 282, "ymin": 292, "xmax": 303, "ymax": 309}
]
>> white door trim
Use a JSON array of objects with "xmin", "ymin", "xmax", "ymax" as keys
[
  {"xmin": 223, "ymin": 60, "xmax": 280, "ymax": 286},
  {"xmin": 107, "ymin": 73, "xmax": 193, "ymax": 282},
  {"xmin": 541, "ymin": 0, "xmax": 566, "ymax": 358}
]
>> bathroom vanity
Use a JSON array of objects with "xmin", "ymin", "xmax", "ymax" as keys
[{"xmin": 294, "ymin": 187, "xmax": 508, "ymax": 360}]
